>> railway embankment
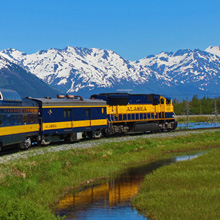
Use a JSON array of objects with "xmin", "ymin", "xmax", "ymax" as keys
[{"xmin": 0, "ymin": 129, "xmax": 220, "ymax": 219}]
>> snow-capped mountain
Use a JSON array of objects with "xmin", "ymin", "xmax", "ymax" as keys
[
  {"xmin": 0, "ymin": 47, "xmax": 162, "ymax": 94},
  {"xmin": 0, "ymin": 55, "xmax": 59, "ymax": 98},
  {"xmin": 1, "ymin": 46, "xmax": 220, "ymax": 98},
  {"xmin": 137, "ymin": 47, "xmax": 220, "ymax": 93}
]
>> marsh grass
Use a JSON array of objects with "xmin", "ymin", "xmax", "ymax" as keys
[
  {"xmin": 0, "ymin": 130, "xmax": 220, "ymax": 219},
  {"xmin": 133, "ymin": 149, "xmax": 220, "ymax": 220}
]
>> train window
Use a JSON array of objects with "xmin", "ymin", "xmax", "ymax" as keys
[
  {"xmin": 14, "ymin": 116, "xmax": 17, "ymax": 125},
  {"xmin": 29, "ymin": 115, "xmax": 34, "ymax": 123},
  {"xmin": 0, "ymin": 116, "xmax": 3, "ymax": 126},
  {"xmin": 23, "ymin": 115, "xmax": 28, "ymax": 124},
  {"xmin": 166, "ymin": 99, "xmax": 171, "ymax": 104},
  {"xmin": 18, "ymin": 116, "xmax": 22, "ymax": 124},
  {"xmin": 64, "ymin": 109, "xmax": 71, "ymax": 118},
  {"xmin": 34, "ymin": 115, "xmax": 38, "ymax": 123},
  {"xmin": 6, "ymin": 116, "xmax": 10, "ymax": 125},
  {"xmin": 160, "ymin": 99, "xmax": 164, "ymax": 104}
]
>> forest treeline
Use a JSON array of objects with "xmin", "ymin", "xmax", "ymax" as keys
[{"xmin": 173, "ymin": 95, "xmax": 219, "ymax": 115}]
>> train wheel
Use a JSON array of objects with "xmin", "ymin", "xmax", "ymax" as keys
[
  {"xmin": 41, "ymin": 136, "xmax": 51, "ymax": 145},
  {"xmin": 92, "ymin": 130, "xmax": 102, "ymax": 139},
  {"xmin": 19, "ymin": 137, "xmax": 32, "ymax": 150}
]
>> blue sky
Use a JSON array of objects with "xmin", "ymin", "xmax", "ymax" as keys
[{"xmin": 0, "ymin": 0, "xmax": 220, "ymax": 60}]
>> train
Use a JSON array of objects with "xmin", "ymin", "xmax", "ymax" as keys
[{"xmin": 0, "ymin": 89, "xmax": 177, "ymax": 150}]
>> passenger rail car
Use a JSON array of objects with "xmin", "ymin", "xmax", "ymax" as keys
[
  {"xmin": 27, "ymin": 95, "xmax": 107, "ymax": 145},
  {"xmin": 91, "ymin": 93, "xmax": 177, "ymax": 134},
  {"xmin": 0, "ymin": 89, "xmax": 39, "ymax": 150}
]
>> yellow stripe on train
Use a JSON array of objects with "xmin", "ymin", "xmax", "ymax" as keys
[
  {"xmin": 107, "ymin": 104, "xmax": 174, "ymax": 115},
  {"xmin": 42, "ymin": 119, "xmax": 107, "ymax": 131},
  {"xmin": 0, "ymin": 124, "xmax": 39, "ymax": 136},
  {"xmin": 42, "ymin": 106, "xmax": 107, "ymax": 109}
]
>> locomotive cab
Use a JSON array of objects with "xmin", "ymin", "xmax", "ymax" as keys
[{"xmin": 159, "ymin": 96, "xmax": 176, "ymax": 130}]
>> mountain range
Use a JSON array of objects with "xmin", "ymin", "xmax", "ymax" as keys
[
  {"xmin": 0, "ymin": 54, "xmax": 59, "ymax": 98},
  {"xmin": 1, "ymin": 45, "xmax": 220, "ymax": 98}
]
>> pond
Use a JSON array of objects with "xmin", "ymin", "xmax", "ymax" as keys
[
  {"xmin": 54, "ymin": 154, "xmax": 202, "ymax": 220},
  {"xmin": 177, "ymin": 122, "xmax": 220, "ymax": 130}
]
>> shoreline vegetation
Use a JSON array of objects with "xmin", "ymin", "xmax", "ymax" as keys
[
  {"xmin": 0, "ymin": 130, "xmax": 220, "ymax": 219},
  {"xmin": 175, "ymin": 114, "xmax": 220, "ymax": 123},
  {"xmin": 133, "ymin": 145, "xmax": 220, "ymax": 219}
]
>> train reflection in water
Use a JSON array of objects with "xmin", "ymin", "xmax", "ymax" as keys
[
  {"xmin": 55, "ymin": 159, "xmax": 175, "ymax": 220},
  {"xmin": 57, "ymin": 177, "xmax": 140, "ymax": 210}
]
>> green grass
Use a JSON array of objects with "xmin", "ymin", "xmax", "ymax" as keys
[
  {"xmin": 133, "ymin": 149, "xmax": 220, "ymax": 220},
  {"xmin": 0, "ymin": 130, "xmax": 220, "ymax": 219}
]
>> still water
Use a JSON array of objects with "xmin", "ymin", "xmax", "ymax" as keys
[
  {"xmin": 178, "ymin": 122, "xmax": 220, "ymax": 129},
  {"xmin": 54, "ymin": 155, "xmax": 201, "ymax": 220}
]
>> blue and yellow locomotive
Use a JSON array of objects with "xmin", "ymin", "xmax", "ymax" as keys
[{"xmin": 91, "ymin": 93, "xmax": 177, "ymax": 135}]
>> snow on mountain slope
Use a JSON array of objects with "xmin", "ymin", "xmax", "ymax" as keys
[
  {"xmin": 0, "ymin": 54, "xmax": 59, "ymax": 97},
  {"xmin": 205, "ymin": 46, "xmax": 220, "ymax": 57},
  {"xmin": 1, "ymin": 47, "xmax": 161, "ymax": 93},
  {"xmin": 0, "ymin": 54, "xmax": 12, "ymax": 70},
  {"xmin": 136, "ymin": 48, "xmax": 220, "ymax": 91},
  {"xmin": 1, "ymin": 46, "xmax": 220, "ymax": 97}
]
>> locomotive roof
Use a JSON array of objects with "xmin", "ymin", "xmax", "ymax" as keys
[
  {"xmin": 92, "ymin": 93, "xmax": 171, "ymax": 100},
  {"xmin": 91, "ymin": 93, "xmax": 162, "ymax": 105},
  {"xmin": 94, "ymin": 93, "xmax": 161, "ymax": 97},
  {"xmin": 28, "ymin": 97, "xmax": 106, "ymax": 107}
]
